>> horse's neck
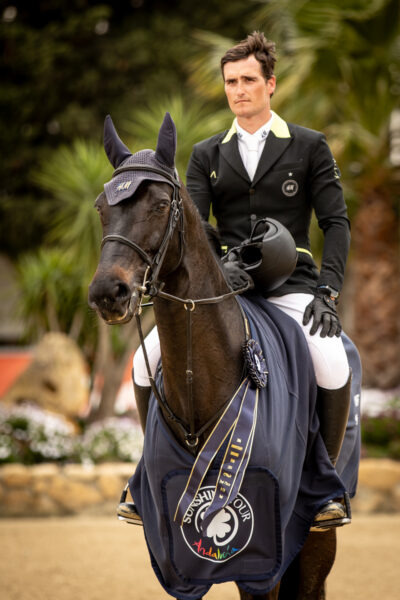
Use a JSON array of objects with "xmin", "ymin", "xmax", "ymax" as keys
[{"xmin": 153, "ymin": 210, "xmax": 245, "ymax": 445}]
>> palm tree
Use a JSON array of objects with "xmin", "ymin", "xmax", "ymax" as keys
[
  {"xmin": 16, "ymin": 248, "xmax": 86, "ymax": 340},
  {"xmin": 18, "ymin": 99, "xmax": 233, "ymax": 421},
  {"xmin": 23, "ymin": 140, "xmax": 150, "ymax": 421},
  {"xmin": 122, "ymin": 94, "xmax": 232, "ymax": 182},
  {"xmin": 188, "ymin": 0, "xmax": 400, "ymax": 388}
]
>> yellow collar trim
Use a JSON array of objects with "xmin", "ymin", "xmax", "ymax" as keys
[
  {"xmin": 221, "ymin": 120, "xmax": 237, "ymax": 144},
  {"xmin": 270, "ymin": 111, "xmax": 291, "ymax": 139},
  {"xmin": 222, "ymin": 112, "xmax": 290, "ymax": 143}
]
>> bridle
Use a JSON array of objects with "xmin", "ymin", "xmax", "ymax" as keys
[
  {"xmin": 101, "ymin": 163, "xmax": 185, "ymax": 300},
  {"xmin": 99, "ymin": 163, "xmax": 251, "ymax": 450}
]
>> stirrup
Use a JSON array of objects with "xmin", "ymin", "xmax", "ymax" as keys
[
  {"xmin": 117, "ymin": 483, "xmax": 143, "ymax": 526},
  {"xmin": 310, "ymin": 493, "xmax": 351, "ymax": 532},
  {"xmin": 117, "ymin": 502, "xmax": 143, "ymax": 525}
]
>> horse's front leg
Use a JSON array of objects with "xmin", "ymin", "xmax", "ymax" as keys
[
  {"xmin": 237, "ymin": 582, "xmax": 281, "ymax": 600},
  {"xmin": 296, "ymin": 529, "xmax": 336, "ymax": 599}
]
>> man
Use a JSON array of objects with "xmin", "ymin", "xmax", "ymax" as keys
[{"xmin": 133, "ymin": 32, "xmax": 351, "ymax": 528}]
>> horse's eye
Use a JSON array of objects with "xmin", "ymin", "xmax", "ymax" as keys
[{"xmin": 157, "ymin": 200, "xmax": 170, "ymax": 212}]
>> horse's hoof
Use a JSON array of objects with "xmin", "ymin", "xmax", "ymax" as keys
[
  {"xmin": 117, "ymin": 502, "xmax": 143, "ymax": 526},
  {"xmin": 310, "ymin": 500, "xmax": 351, "ymax": 532}
]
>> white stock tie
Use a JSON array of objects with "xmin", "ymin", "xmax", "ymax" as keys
[{"xmin": 246, "ymin": 137, "xmax": 259, "ymax": 181}]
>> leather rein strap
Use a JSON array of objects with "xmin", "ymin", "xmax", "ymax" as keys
[
  {"xmin": 134, "ymin": 289, "xmax": 250, "ymax": 450},
  {"xmin": 100, "ymin": 163, "xmax": 250, "ymax": 450}
]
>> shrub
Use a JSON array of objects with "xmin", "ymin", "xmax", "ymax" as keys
[
  {"xmin": 0, "ymin": 405, "xmax": 143, "ymax": 465},
  {"xmin": 361, "ymin": 397, "xmax": 400, "ymax": 460},
  {"xmin": 76, "ymin": 418, "xmax": 144, "ymax": 465},
  {"xmin": 0, "ymin": 404, "xmax": 75, "ymax": 464}
]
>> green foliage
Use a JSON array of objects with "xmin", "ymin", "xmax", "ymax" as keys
[
  {"xmin": 33, "ymin": 140, "xmax": 111, "ymax": 277},
  {"xmin": 16, "ymin": 247, "xmax": 86, "ymax": 340},
  {"xmin": 188, "ymin": 0, "xmax": 400, "ymax": 209},
  {"xmin": 187, "ymin": 31, "xmax": 235, "ymax": 102},
  {"xmin": 0, "ymin": 0, "xmax": 253, "ymax": 255},
  {"xmin": 362, "ymin": 398, "xmax": 400, "ymax": 459},
  {"xmin": 13, "ymin": 139, "xmax": 112, "ymax": 348},
  {"xmin": 123, "ymin": 95, "xmax": 232, "ymax": 180},
  {"xmin": 0, "ymin": 405, "xmax": 143, "ymax": 465},
  {"xmin": 252, "ymin": 0, "xmax": 400, "ymax": 198}
]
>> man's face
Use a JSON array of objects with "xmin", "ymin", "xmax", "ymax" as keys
[{"xmin": 223, "ymin": 55, "xmax": 276, "ymax": 123}]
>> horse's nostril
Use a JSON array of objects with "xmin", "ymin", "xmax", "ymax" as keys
[{"xmin": 115, "ymin": 282, "xmax": 130, "ymax": 301}]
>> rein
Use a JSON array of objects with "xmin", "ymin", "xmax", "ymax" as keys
[
  {"xmin": 134, "ymin": 282, "xmax": 251, "ymax": 449},
  {"xmin": 101, "ymin": 163, "xmax": 251, "ymax": 450}
]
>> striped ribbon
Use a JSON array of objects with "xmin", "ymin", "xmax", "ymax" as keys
[{"xmin": 174, "ymin": 378, "xmax": 258, "ymax": 528}]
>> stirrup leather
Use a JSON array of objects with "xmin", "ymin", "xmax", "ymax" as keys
[{"xmin": 117, "ymin": 483, "xmax": 143, "ymax": 526}]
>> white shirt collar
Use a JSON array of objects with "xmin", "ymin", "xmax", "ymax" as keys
[{"xmin": 235, "ymin": 113, "xmax": 274, "ymax": 147}]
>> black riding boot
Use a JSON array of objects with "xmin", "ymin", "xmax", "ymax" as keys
[
  {"xmin": 117, "ymin": 372, "xmax": 151, "ymax": 526},
  {"xmin": 133, "ymin": 372, "xmax": 151, "ymax": 434},
  {"xmin": 311, "ymin": 370, "xmax": 352, "ymax": 531}
]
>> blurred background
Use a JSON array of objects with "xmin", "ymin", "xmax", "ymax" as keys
[{"xmin": 0, "ymin": 0, "xmax": 399, "ymax": 490}]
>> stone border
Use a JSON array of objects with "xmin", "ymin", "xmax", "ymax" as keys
[
  {"xmin": 351, "ymin": 458, "xmax": 400, "ymax": 514},
  {"xmin": 0, "ymin": 459, "xmax": 399, "ymax": 518},
  {"xmin": 0, "ymin": 462, "xmax": 135, "ymax": 517}
]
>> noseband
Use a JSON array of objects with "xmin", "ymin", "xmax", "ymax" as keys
[{"xmin": 100, "ymin": 164, "xmax": 184, "ymax": 298}]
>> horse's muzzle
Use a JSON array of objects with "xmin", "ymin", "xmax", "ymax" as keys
[{"xmin": 88, "ymin": 277, "xmax": 140, "ymax": 325}]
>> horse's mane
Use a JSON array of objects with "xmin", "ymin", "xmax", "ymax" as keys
[{"xmin": 201, "ymin": 220, "xmax": 223, "ymax": 258}]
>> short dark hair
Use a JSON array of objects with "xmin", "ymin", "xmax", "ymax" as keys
[{"xmin": 221, "ymin": 31, "xmax": 276, "ymax": 81}]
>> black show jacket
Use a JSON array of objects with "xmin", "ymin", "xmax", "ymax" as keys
[{"xmin": 186, "ymin": 112, "xmax": 350, "ymax": 296}]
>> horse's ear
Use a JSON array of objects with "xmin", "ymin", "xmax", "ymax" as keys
[
  {"xmin": 103, "ymin": 115, "xmax": 132, "ymax": 168},
  {"xmin": 155, "ymin": 112, "xmax": 176, "ymax": 168}
]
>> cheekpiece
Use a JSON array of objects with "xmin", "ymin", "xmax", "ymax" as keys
[{"xmin": 243, "ymin": 338, "xmax": 268, "ymax": 388}]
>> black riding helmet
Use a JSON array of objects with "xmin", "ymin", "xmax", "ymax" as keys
[{"xmin": 224, "ymin": 218, "xmax": 298, "ymax": 293}]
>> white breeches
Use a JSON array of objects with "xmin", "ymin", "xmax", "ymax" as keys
[{"xmin": 133, "ymin": 293, "xmax": 350, "ymax": 390}]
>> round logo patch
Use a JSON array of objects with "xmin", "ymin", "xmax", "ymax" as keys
[
  {"xmin": 282, "ymin": 179, "xmax": 299, "ymax": 197},
  {"xmin": 181, "ymin": 486, "xmax": 254, "ymax": 563}
]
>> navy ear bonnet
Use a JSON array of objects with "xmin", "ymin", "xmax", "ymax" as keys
[{"xmin": 103, "ymin": 112, "xmax": 177, "ymax": 206}]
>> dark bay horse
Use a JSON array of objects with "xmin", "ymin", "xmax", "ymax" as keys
[{"xmin": 89, "ymin": 113, "xmax": 359, "ymax": 600}]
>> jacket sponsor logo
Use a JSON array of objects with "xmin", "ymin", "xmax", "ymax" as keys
[
  {"xmin": 210, "ymin": 171, "xmax": 217, "ymax": 179},
  {"xmin": 333, "ymin": 159, "xmax": 341, "ymax": 179},
  {"xmin": 282, "ymin": 179, "xmax": 299, "ymax": 197},
  {"xmin": 181, "ymin": 486, "xmax": 253, "ymax": 563}
]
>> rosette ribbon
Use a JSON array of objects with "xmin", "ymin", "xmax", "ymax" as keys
[{"xmin": 174, "ymin": 377, "xmax": 259, "ymax": 530}]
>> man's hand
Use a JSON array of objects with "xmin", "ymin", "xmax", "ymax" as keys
[
  {"xmin": 303, "ymin": 290, "xmax": 342, "ymax": 337},
  {"xmin": 222, "ymin": 259, "xmax": 254, "ymax": 291}
]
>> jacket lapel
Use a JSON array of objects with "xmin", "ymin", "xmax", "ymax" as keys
[
  {"xmin": 219, "ymin": 121, "xmax": 250, "ymax": 184},
  {"xmin": 252, "ymin": 113, "xmax": 293, "ymax": 185},
  {"xmin": 218, "ymin": 114, "xmax": 294, "ymax": 185}
]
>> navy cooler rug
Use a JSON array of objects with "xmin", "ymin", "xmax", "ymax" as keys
[{"xmin": 129, "ymin": 295, "xmax": 361, "ymax": 599}]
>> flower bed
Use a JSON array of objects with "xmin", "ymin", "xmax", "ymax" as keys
[{"xmin": 0, "ymin": 404, "xmax": 143, "ymax": 465}]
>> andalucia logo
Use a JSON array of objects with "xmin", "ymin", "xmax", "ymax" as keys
[{"xmin": 181, "ymin": 486, "xmax": 254, "ymax": 563}]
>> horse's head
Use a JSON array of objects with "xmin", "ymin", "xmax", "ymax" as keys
[{"xmin": 88, "ymin": 113, "xmax": 183, "ymax": 324}]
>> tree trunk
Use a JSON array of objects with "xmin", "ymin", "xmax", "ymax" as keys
[
  {"xmin": 88, "ymin": 309, "xmax": 155, "ymax": 422},
  {"xmin": 351, "ymin": 189, "xmax": 400, "ymax": 388}
]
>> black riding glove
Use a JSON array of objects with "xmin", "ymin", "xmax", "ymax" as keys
[
  {"xmin": 221, "ymin": 258, "xmax": 254, "ymax": 292},
  {"xmin": 303, "ymin": 290, "xmax": 342, "ymax": 338}
]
